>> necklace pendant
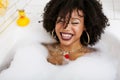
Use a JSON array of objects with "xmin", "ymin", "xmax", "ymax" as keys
[
  {"xmin": 64, "ymin": 53, "xmax": 69, "ymax": 59},
  {"xmin": 62, "ymin": 51, "xmax": 70, "ymax": 59}
]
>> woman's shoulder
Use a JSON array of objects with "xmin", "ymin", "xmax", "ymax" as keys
[{"xmin": 41, "ymin": 42, "xmax": 58, "ymax": 51}]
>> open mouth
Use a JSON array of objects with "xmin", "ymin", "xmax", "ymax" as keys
[{"xmin": 60, "ymin": 32, "xmax": 73, "ymax": 40}]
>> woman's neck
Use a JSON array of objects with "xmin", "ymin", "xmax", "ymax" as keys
[{"xmin": 59, "ymin": 43, "xmax": 83, "ymax": 51}]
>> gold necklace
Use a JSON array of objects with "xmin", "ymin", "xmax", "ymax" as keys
[
  {"xmin": 55, "ymin": 45, "xmax": 85, "ymax": 60},
  {"xmin": 47, "ymin": 43, "xmax": 91, "ymax": 65}
]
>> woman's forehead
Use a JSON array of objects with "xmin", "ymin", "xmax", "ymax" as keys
[{"xmin": 71, "ymin": 10, "xmax": 84, "ymax": 17}]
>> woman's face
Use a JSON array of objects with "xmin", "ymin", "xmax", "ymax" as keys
[{"xmin": 55, "ymin": 10, "xmax": 85, "ymax": 46}]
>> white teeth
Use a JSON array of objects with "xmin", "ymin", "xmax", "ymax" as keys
[
  {"xmin": 62, "ymin": 34, "xmax": 72, "ymax": 37},
  {"xmin": 61, "ymin": 33, "xmax": 73, "ymax": 40}
]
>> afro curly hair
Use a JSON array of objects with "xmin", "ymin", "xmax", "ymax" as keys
[{"xmin": 43, "ymin": 0, "xmax": 109, "ymax": 46}]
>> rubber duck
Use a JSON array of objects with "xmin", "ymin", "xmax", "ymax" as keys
[{"xmin": 16, "ymin": 9, "xmax": 30, "ymax": 27}]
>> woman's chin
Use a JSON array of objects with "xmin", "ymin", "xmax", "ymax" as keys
[
  {"xmin": 58, "ymin": 37, "xmax": 74, "ymax": 46},
  {"xmin": 60, "ymin": 41, "xmax": 72, "ymax": 46}
]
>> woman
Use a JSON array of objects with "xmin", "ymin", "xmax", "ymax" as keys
[
  {"xmin": 0, "ymin": 0, "xmax": 119, "ymax": 80},
  {"xmin": 43, "ymin": 0, "xmax": 119, "ymax": 79},
  {"xmin": 43, "ymin": 0, "xmax": 108, "ymax": 65}
]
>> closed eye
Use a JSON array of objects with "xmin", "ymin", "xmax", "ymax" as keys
[{"xmin": 71, "ymin": 22, "xmax": 79, "ymax": 24}]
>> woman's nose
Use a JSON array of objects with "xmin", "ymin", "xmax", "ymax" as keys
[{"xmin": 63, "ymin": 23, "xmax": 71, "ymax": 30}]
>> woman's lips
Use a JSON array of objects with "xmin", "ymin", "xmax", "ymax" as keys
[{"xmin": 60, "ymin": 32, "xmax": 73, "ymax": 40}]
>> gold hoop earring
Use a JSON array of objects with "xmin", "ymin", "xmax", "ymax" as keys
[
  {"xmin": 84, "ymin": 31, "xmax": 90, "ymax": 45},
  {"xmin": 52, "ymin": 29, "xmax": 56, "ymax": 38}
]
